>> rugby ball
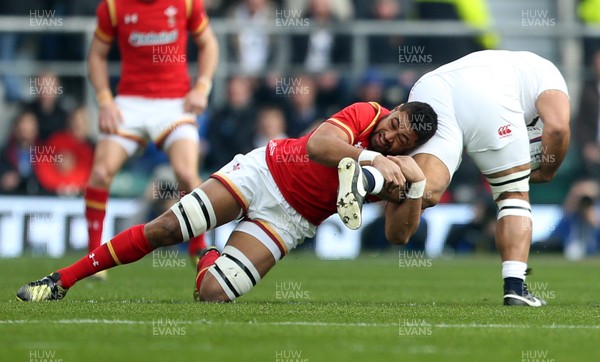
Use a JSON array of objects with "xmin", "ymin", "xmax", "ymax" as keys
[{"xmin": 527, "ymin": 117, "xmax": 543, "ymax": 171}]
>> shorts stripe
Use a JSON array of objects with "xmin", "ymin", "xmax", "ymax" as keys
[
  {"xmin": 178, "ymin": 203, "xmax": 194, "ymax": 238},
  {"xmin": 113, "ymin": 131, "xmax": 146, "ymax": 146},
  {"xmin": 211, "ymin": 172, "xmax": 249, "ymax": 213},
  {"xmin": 106, "ymin": 241, "xmax": 121, "ymax": 265},
  {"xmin": 154, "ymin": 119, "xmax": 197, "ymax": 149},
  {"xmin": 249, "ymin": 219, "xmax": 288, "ymax": 258},
  {"xmin": 191, "ymin": 192, "xmax": 211, "ymax": 229}
]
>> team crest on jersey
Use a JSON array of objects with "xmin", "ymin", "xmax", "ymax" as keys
[
  {"xmin": 353, "ymin": 141, "xmax": 364, "ymax": 149},
  {"xmin": 124, "ymin": 13, "xmax": 138, "ymax": 24},
  {"xmin": 497, "ymin": 125, "xmax": 512, "ymax": 138},
  {"xmin": 164, "ymin": 6, "xmax": 178, "ymax": 27}
]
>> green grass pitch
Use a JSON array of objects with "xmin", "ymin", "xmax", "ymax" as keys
[{"xmin": 1, "ymin": 252, "xmax": 599, "ymax": 361}]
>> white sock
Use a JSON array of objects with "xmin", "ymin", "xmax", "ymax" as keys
[
  {"xmin": 362, "ymin": 166, "xmax": 384, "ymax": 194},
  {"xmin": 501, "ymin": 260, "xmax": 527, "ymax": 281}
]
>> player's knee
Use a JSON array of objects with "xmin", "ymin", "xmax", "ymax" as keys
[
  {"xmin": 496, "ymin": 194, "xmax": 532, "ymax": 221},
  {"xmin": 197, "ymin": 277, "xmax": 232, "ymax": 303},
  {"xmin": 89, "ymin": 164, "xmax": 116, "ymax": 188},
  {"xmin": 201, "ymin": 249, "xmax": 262, "ymax": 302},
  {"xmin": 173, "ymin": 167, "xmax": 199, "ymax": 192}
]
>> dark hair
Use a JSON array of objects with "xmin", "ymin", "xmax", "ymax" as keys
[{"xmin": 400, "ymin": 101, "xmax": 438, "ymax": 147}]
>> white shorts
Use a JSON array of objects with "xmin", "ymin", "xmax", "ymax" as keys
[
  {"xmin": 211, "ymin": 147, "xmax": 316, "ymax": 260},
  {"xmin": 409, "ymin": 52, "xmax": 567, "ymax": 176},
  {"xmin": 98, "ymin": 96, "xmax": 199, "ymax": 156}
]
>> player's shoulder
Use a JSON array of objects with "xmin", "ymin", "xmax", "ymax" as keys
[{"xmin": 337, "ymin": 102, "xmax": 385, "ymax": 117}]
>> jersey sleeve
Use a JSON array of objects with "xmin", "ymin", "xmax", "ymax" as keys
[
  {"xmin": 94, "ymin": 0, "xmax": 115, "ymax": 43},
  {"xmin": 187, "ymin": 0, "xmax": 210, "ymax": 36},
  {"xmin": 325, "ymin": 102, "xmax": 382, "ymax": 145}
]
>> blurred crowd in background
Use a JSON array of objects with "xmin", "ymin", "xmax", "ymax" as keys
[{"xmin": 1, "ymin": 0, "xmax": 600, "ymax": 256}]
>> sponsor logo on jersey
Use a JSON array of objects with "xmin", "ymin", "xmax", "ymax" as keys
[
  {"xmin": 497, "ymin": 125, "xmax": 512, "ymax": 138},
  {"xmin": 353, "ymin": 141, "xmax": 364, "ymax": 149},
  {"xmin": 124, "ymin": 13, "xmax": 138, "ymax": 24},
  {"xmin": 129, "ymin": 29, "xmax": 178, "ymax": 46}
]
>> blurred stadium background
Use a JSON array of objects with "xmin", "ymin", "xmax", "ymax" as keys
[{"xmin": 1, "ymin": 0, "xmax": 599, "ymax": 261}]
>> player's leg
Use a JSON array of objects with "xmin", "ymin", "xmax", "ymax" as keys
[
  {"xmin": 472, "ymin": 143, "xmax": 545, "ymax": 307},
  {"xmin": 85, "ymin": 138, "xmax": 132, "ymax": 253},
  {"xmin": 196, "ymin": 227, "xmax": 278, "ymax": 302},
  {"xmin": 16, "ymin": 179, "xmax": 242, "ymax": 301},
  {"xmin": 158, "ymin": 117, "xmax": 206, "ymax": 258},
  {"xmin": 85, "ymin": 95, "xmax": 144, "ymax": 256}
]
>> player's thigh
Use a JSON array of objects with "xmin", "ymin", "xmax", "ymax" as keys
[
  {"xmin": 166, "ymin": 137, "xmax": 200, "ymax": 169},
  {"xmin": 470, "ymin": 138, "xmax": 532, "ymax": 201},
  {"xmin": 469, "ymin": 136, "xmax": 530, "ymax": 176},
  {"xmin": 166, "ymin": 136, "xmax": 201, "ymax": 189},
  {"xmin": 88, "ymin": 138, "xmax": 131, "ymax": 185}
]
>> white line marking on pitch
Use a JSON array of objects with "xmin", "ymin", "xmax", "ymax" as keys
[{"xmin": 1, "ymin": 320, "xmax": 599, "ymax": 329}]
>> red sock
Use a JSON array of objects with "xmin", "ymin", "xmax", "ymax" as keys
[
  {"xmin": 188, "ymin": 234, "xmax": 207, "ymax": 257},
  {"xmin": 58, "ymin": 224, "xmax": 155, "ymax": 288},
  {"xmin": 85, "ymin": 186, "xmax": 109, "ymax": 252},
  {"xmin": 195, "ymin": 249, "xmax": 220, "ymax": 292}
]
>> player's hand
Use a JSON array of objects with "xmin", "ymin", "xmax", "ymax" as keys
[
  {"xmin": 386, "ymin": 156, "xmax": 425, "ymax": 183},
  {"xmin": 98, "ymin": 102, "xmax": 124, "ymax": 134},
  {"xmin": 372, "ymin": 155, "xmax": 406, "ymax": 190},
  {"xmin": 183, "ymin": 88, "xmax": 208, "ymax": 115}
]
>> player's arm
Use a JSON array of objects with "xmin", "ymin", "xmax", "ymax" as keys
[
  {"xmin": 531, "ymin": 89, "xmax": 570, "ymax": 183},
  {"xmin": 383, "ymin": 156, "xmax": 426, "ymax": 245},
  {"xmin": 87, "ymin": 37, "xmax": 122, "ymax": 134},
  {"xmin": 185, "ymin": 25, "xmax": 219, "ymax": 115},
  {"xmin": 306, "ymin": 123, "xmax": 406, "ymax": 187}
]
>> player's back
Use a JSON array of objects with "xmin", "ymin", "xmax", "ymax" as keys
[{"xmin": 415, "ymin": 50, "xmax": 561, "ymax": 123}]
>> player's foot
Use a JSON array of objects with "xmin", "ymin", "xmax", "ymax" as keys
[
  {"xmin": 337, "ymin": 157, "xmax": 366, "ymax": 230},
  {"xmin": 503, "ymin": 283, "xmax": 546, "ymax": 307},
  {"xmin": 16, "ymin": 272, "xmax": 68, "ymax": 302},
  {"xmin": 88, "ymin": 270, "xmax": 108, "ymax": 281},
  {"xmin": 193, "ymin": 246, "xmax": 220, "ymax": 302}
]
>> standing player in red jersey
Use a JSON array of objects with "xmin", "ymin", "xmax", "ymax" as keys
[
  {"xmin": 16, "ymin": 101, "xmax": 438, "ymax": 302},
  {"xmin": 85, "ymin": 0, "xmax": 219, "ymax": 276}
]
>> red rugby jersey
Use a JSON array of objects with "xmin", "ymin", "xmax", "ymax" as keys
[
  {"xmin": 266, "ymin": 102, "xmax": 389, "ymax": 226},
  {"xmin": 94, "ymin": 0, "xmax": 209, "ymax": 98}
]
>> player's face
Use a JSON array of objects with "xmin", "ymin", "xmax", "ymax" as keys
[{"xmin": 370, "ymin": 109, "xmax": 419, "ymax": 155}]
